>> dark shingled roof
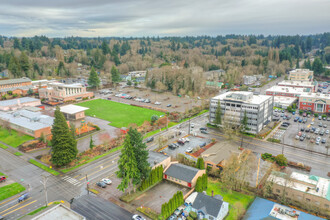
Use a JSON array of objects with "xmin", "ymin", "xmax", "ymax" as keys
[
  {"xmin": 164, "ymin": 163, "xmax": 200, "ymax": 183},
  {"xmin": 192, "ymin": 192, "xmax": 223, "ymax": 218},
  {"xmin": 147, "ymin": 151, "xmax": 169, "ymax": 167}
]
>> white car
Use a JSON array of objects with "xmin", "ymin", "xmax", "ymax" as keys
[
  {"xmin": 190, "ymin": 123, "xmax": 195, "ymax": 128},
  {"xmin": 155, "ymin": 101, "xmax": 161, "ymax": 105},
  {"xmin": 185, "ymin": 148, "xmax": 193, "ymax": 153},
  {"xmin": 311, "ymin": 122, "xmax": 314, "ymax": 125},
  {"xmin": 101, "ymin": 178, "xmax": 112, "ymax": 185},
  {"xmin": 132, "ymin": 214, "xmax": 146, "ymax": 220},
  {"xmin": 326, "ymin": 130, "xmax": 329, "ymax": 134}
]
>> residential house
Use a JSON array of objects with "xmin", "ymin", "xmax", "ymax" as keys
[{"xmin": 147, "ymin": 151, "xmax": 171, "ymax": 170}]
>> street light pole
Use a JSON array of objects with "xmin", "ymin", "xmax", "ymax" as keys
[{"xmin": 40, "ymin": 175, "xmax": 49, "ymax": 207}]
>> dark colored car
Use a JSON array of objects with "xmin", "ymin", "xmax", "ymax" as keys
[
  {"xmin": 199, "ymin": 142, "xmax": 207, "ymax": 147},
  {"xmin": 0, "ymin": 176, "xmax": 6, "ymax": 183},
  {"xmin": 107, "ymin": 97, "xmax": 112, "ymax": 100},
  {"xmin": 18, "ymin": 193, "xmax": 29, "ymax": 203},
  {"xmin": 96, "ymin": 181, "xmax": 107, "ymax": 188},
  {"xmin": 167, "ymin": 104, "xmax": 172, "ymax": 107},
  {"xmin": 201, "ymin": 130, "xmax": 208, "ymax": 134},
  {"xmin": 200, "ymin": 127, "xmax": 207, "ymax": 131},
  {"xmin": 168, "ymin": 144, "xmax": 176, "ymax": 149},
  {"xmin": 146, "ymin": 137, "xmax": 154, "ymax": 143}
]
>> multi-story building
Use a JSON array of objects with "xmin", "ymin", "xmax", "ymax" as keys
[
  {"xmin": 289, "ymin": 69, "xmax": 314, "ymax": 81},
  {"xmin": 298, "ymin": 93, "xmax": 330, "ymax": 113},
  {"xmin": 267, "ymin": 171, "xmax": 330, "ymax": 213},
  {"xmin": 39, "ymin": 82, "xmax": 93, "ymax": 102},
  {"xmin": 266, "ymin": 86, "xmax": 308, "ymax": 98},
  {"xmin": 0, "ymin": 77, "xmax": 33, "ymax": 95},
  {"xmin": 243, "ymin": 75, "xmax": 257, "ymax": 85},
  {"xmin": 277, "ymin": 80, "xmax": 315, "ymax": 92},
  {"xmin": 209, "ymin": 92, "xmax": 273, "ymax": 134},
  {"xmin": 0, "ymin": 97, "xmax": 41, "ymax": 111}
]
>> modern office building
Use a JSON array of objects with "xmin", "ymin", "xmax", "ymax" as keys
[
  {"xmin": 209, "ymin": 92, "xmax": 273, "ymax": 134},
  {"xmin": 277, "ymin": 80, "xmax": 315, "ymax": 92},
  {"xmin": 267, "ymin": 171, "xmax": 330, "ymax": 212},
  {"xmin": 39, "ymin": 82, "xmax": 93, "ymax": 102},
  {"xmin": 298, "ymin": 93, "xmax": 330, "ymax": 113},
  {"xmin": 289, "ymin": 69, "xmax": 314, "ymax": 81}
]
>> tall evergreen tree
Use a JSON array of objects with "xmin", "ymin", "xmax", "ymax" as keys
[
  {"xmin": 51, "ymin": 107, "xmax": 78, "ymax": 166},
  {"xmin": 19, "ymin": 52, "xmax": 30, "ymax": 77},
  {"xmin": 87, "ymin": 67, "xmax": 100, "ymax": 89},
  {"xmin": 196, "ymin": 157, "xmax": 205, "ymax": 169},
  {"xmin": 312, "ymin": 58, "xmax": 324, "ymax": 76},
  {"xmin": 127, "ymin": 128, "xmax": 150, "ymax": 182},
  {"xmin": 214, "ymin": 101, "xmax": 222, "ymax": 125},
  {"xmin": 8, "ymin": 56, "xmax": 21, "ymax": 78},
  {"xmin": 117, "ymin": 135, "xmax": 140, "ymax": 193},
  {"xmin": 111, "ymin": 66, "xmax": 121, "ymax": 83},
  {"xmin": 241, "ymin": 110, "xmax": 249, "ymax": 133},
  {"xmin": 101, "ymin": 40, "xmax": 110, "ymax": 55}
]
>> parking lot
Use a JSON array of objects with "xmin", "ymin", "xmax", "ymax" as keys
[
  {"xmin": 161, "ymin": 135, "xmax": 212, "ymax": 159},
  {"xmin": 97, "ymin": 85, "xmax": 205, "ymax": 113},
  {"xmin": 272, "ymin": 110, "xmax": 330, "ymax": 154}
]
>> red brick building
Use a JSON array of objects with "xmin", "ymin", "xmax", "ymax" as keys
[
  {"xmin": 0, "ymin": 77, "xmax": 33, "ymax": 95},
  {"xmin": 299, "ymin": 93, "xmax": 330, "ymax": 113}
]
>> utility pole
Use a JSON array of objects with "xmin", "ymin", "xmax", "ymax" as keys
[
  {"xmin": 40, "ymin": 175, "xmax": 49, "ymax": 207},
  {"xmin": 86, "ymin": 174, "xmax": 89, "ymax": 194}
]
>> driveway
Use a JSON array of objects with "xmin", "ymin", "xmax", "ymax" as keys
[{"xmin": 131, "ymin": 180, "xmax": 190, "ymax": 213}]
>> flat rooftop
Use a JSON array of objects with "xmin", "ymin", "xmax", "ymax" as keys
[
  {"xmin": 278, "ymin": 80, "xmax": 315, "ymax": 87},
  {"xmin": 268, "ymin": 171, "xmax": 330, "ymax": 201},
  {"xmin": 266, "ymin": 86, "xmax": 310, "ymax": 94},
  {"xmin": 60, "ymin": 105, "xmax": 89, "ymax": 114},
  {"xmin": 31, "ymin": 204, "xmax": 85, "ymax": 220},
  {"xmin": 201, "ymin": 141, "xmax": 240, "ymax": 165},
  {"xmin": 0, "ymin": 97, "xmax": 40, "ymax": 107},
  {"xmin": 299, "ymin": 93, "xmax": 330, "ymax": 100},
  {"xmin": 273, "ymin": 96, "xmax": 297, "ymax": 105},
  {"xmin": 290, "ymin": 69, "xmax": 313, "ymax": 74},
  {"xmin": 147, "ymin": 151, "xmax": 169, "ymax": 167},
  {"xmin": 212, "ymin": 91, "xmax": 271, "ymax": 105}
]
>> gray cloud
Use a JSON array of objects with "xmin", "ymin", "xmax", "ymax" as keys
[{"xmin": 0, "ymin": 0, "xmax": 329, "ymax": 37}]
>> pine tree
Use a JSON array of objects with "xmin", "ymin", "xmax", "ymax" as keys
[
  {"xmin": 117, "ymin": 135, "xmax": 140, "ymax": 193},
  {"xmin": 241, "ymin": 110, "xmax": 249, "ymax": 133},
  {"xmin": 19, "ymin": 51, "xmax": 30, "ymax": 77},
  {"xmin": 111, "ymin": 66, "xmax": 121, "ymax": 83},
  {"xmin": 127, "ymin": 128, "xmax": 150, "ymax": 183},
  {"xmin": 88, "ymin": 67, "xmax": 100, "ymax": 89},
  {"xmin": 196, "ymin": 157, "xmax": 205, "ymax": 169},
  {"xmin": 89, "ymin": 136, "xmax": 94, "ymax": 149},
  {"xmin": 51, "ymin": 107, "xmax": 78, "ymax": 167},
  {"xmin": 214, "ymin": 101, "xmax": 222, "ymax": 125},
  {"xmin": 8, "ymin": 56, "xmax": 21, "ymax": 78}
]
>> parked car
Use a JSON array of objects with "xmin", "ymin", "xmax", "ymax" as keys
[
  {"xmin": 155, "ymin": 101, "xmax": 161, "ymax": 105},
  {"xmin": 319, "ymin": 123, "xmax": 323, "ymax": 127},
  {"xmin": 303, "ymin": 118, "xmax": 307, "ymax": 123},
  {"xmin": 299, "ymin": 136, "xmax": 305, "ymax": 141},
  {"xmin": 303, "ymin": 112, "xmax": 307, "ymax": 117},
  {"xmin": 306, "ymin": 135, "xmax": 311, "ymax": 139},
  {"xmin": 132, "ymin": 214, "xmax": 146, "ymax": 220},
  {"xmin": 311, "ymin": 122, "xmax": 314, "ymax": 125},
  {"xmin": 190, "ymin": 123, "xmax": 195, "ymax": 128},
  {"xmin": 324, "ymin": 124, "xmax": 328, "ymax": 128},
  {"xmin": 327, "ymin": 117, "xmax": 330, "ymax": 121},
  {"xmin": 319, "ymin": 116, "xmax": 322, "ymax": 120},
  {"xmin": 167, "ymin": 104, "xmax": 172, "ymax": 107},
  {"xmin": 101, "ymin": 178, "xmax": 112, "ymax": 185},
  {"xmin": 200, "ymin": 127, "xmax": 207, "ymax": 131},
  {"xmin": 302, "ymin": 133, "xmax": 306, "ymax": 138},
  {"xmin": 300, "ymin": 128, "xmax": 305, "ymax": 131},
  {"xmin": 177, "ymin": 139, "xmax": 185, "ymax": 145},
  {"xmin": 298, "ymin": 119, "xmax": 303, "ymax": 123},
  {"xmin": 168, "ymin": 144, "xmax": 176, "ymax": 150},
  {"xmin": 0, "ymin": 176, "xmax": 6, "ymax": 183},
  {"xmin": 326, "ymin": 130, "xmax": 329, "ymax": 134},
  {"xmin": 201, "ymin": 130, "xmax": 208, "ymax": 134},
  {"xmin": 274, "ymin": 109, "xmax": 278, "ymax": 112},
  {"xmin": 295, "ymin": 135, "xmax": 300, "ymax": 140},
  {"xmin": 185, "ymin": 148, "xmax": 193, "ymax": 153},
  {"xmin": 321, "ymin": 139, "xmax": 327, "ymax": 144},
  {"xmin": 144, "ymin": 99, "xmax": 151, "ymax": 103},
  {"xmin": 146, "ymin": 137, "xmax": 154, "ymax": 143},
  {"xmin": 305, "ymin": 128, "xmax": 310, "ymax": 133},
  {"xmin": 96, "ymin": 181, "xmax": 107, "ymax": 188},
  {"xmin": 199, "ymin": 142, "xmax": 207, "ymax": 147}
]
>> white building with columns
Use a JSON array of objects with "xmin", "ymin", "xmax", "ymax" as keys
[{"xmin": 38, "ymin": 82, "xmax": 93, "ymax": 103}]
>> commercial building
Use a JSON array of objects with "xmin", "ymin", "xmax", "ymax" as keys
[
  {"xmin": 0, "ymin": 77, "xmax": 33, "ymax": 95},
  {"xmin": 39, "ymin": 82, "xmax": 93, "ymax": 103},
  {"xmin": 267, "ymin": 171, "xmax": 330, "ymax": 212},
  {"xmin": 186, "ymin": 192, "xmax": 229, "ymax": 220},
  {"xmin": 0, "ymin": 97, "xmax": 41, "ymax": 111},
  {"xmin": 265, "ymin": 86, "xmax": 308, "ymax": 98},
  {"xmin": 147, "ymin": 151, "xmax": 171, "ymax": 169},
  {"xmin": 0, "ymin": 109, "xmax": 54, "ymax": 138},
  {"xmin": 277, "ymin": 80, "xmax": 315, "ymax": 92},
  {"xmin": 163, "ymin": 162, "xmax": 205, "ymax": 188},
  {"xmin": 60, "ymin": 105, "xmax": 89, "ymax": 121},
  {"xmin": 289, "ymin": 69, "xmax": 314, "ymax": 81},
  {"xmin": 273, "ymin": 96, "xmax": 297, "ymax": 109},
  {"xmin": 243, "ymin": 75, "xmax": 263, "ymax": 86},
  {"xmin": 298, "ymin": 93, "xmax": 330, "ymax": 113},
  {"xmin": 209, "ymin": 92, "xmax": 273, "ymax": 134}
]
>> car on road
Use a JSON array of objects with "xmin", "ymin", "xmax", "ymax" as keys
[
  {"xmin": 101, "ymin": 178, "xmax": 112, "ymax": 185},
  {"xmin": 132, "ymin": 214, "xmax": 146, "ymax": 220},
  {"xmin": 146, "ymin": 137, "xmax": 154, "ymax": 143},
  {"xmin": 200, "ymin": 127, "xmax": 207, "ymax": 131},
  {"xmin": 185, "ymin": 148, "xmax": 193, "ymax": 153},
  {"xmin": 144, "ymin": 99, "xmax": 151, "ymax": 103},
  {"xmin": 18, "ymin": 193, "xmax": 29, "ymax": 203},
  {"xmin": 96, "ymin": 181, "xmax": 107, "ymax": 188},
  {"xmin": 201, "ymin": 130, "xmax": 208, "ymax": 134},
  {"xmin": 167, "ymin": 104, "xmax": 172, "ymax": 107},
  {"xmin": 0, "ymin": 176, "xmax": 6, "ymax": 183},
  {"xmin": 155, "ymin": 101, "xmax": 161, "ymax": 105}
]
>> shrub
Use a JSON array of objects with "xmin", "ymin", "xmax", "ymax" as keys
[
  {"xmin": 314, "ymin": 113, "xmax": 319, "ymax": 117},
  {"xmin": 299, "ymin": 110, "xmax": 303, "ymax": 115},
  {"xmin": 189, "ymin": 211, "xmax": 197, "ymax": 220},
  {"xmin": 275, "ymin": 154, "xmax": 287, "ymax": 166},
  {"xmin": 261, "ymin": 153, "xmax": 273, "ymax": 160},
  {"xmin": 267, "ymin": 138, "xmax": 281, "ymax": 143}
]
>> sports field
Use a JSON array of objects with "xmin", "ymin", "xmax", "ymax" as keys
[{"xmin": 77, "ymin": 99, "xmax": 163, "ymax": 128}]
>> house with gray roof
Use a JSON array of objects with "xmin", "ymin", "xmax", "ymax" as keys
[
  {"xmin": 163, "ymin": 162, "xmax": 205, "ymax": 188},
  {"xmin": 186, "ymin": 192, "xmax": 229, "ymax": 220}
]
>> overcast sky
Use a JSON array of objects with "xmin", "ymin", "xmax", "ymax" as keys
[{"xmin": 0, "ymin": 0, "xmax": 329, "ymax": 37}]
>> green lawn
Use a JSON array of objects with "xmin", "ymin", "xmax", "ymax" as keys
[
  {"xmin": 77, "ymin": 99, "xmax": 164, "ymax": 128},
  {"xmin": 14, "ymin": 152, "xmax": 23, "ymax": 156},
  {"xmin": 0, "ymin": 127, "xmax": 34, "ymax": 147},
  {"xmin": 0, "ymin": 183, "xmax": 26, "ymax": 201},
  {"xmin": 0, "ymin": 143, "xmax": 8, "ymax": 149},
  {"xmin": 206, "ymin": 179, "xmax": 255, "ymax": 220},
  {"xmin": 29, "ymin": 159, "xmax": 60, "ymax": 176}
]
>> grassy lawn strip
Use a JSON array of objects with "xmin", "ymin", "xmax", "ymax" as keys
[
  {"xmin": 29, "ymin": 159, "xmax": 60, "ymax": 176},
  {"xmin": 28, "ymin": 206, "xmax": 47, "ymax": 215},
  {"xmin": 77, "ymin": 99, "xmax": 163, "ymax": 128},
  {"xmin": 60, "ymin": 145, "xmax": 123, "ymax": 173},
  {"xmin": 206, "ymin": 179, "xmax": 255, "ymax": 220},
  {"xmin": 137, "ymin": 207, "xmax": 159, "ymax": 220},
  {"xmin": 14, "ymin": 152, "xmax": 23, "ymax": 156},
  {"xmin": 0, "ymin": 143, "xmax": 8, "ymax": 149},
  {"xmin": 0, "ymin": 183, "xmax": 26, "ymax": 201},
  {"xmin": 0, "ymin": 127, "xmax": 34, "ymax": 147},
  {"xmin": 0, "ymin": 172, "xmax": 7, "ymax": 177}
]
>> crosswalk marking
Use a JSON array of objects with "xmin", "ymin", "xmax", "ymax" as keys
[{"xmin": 61, "ymin": 176, "xmax": 81, "ymax": 186}]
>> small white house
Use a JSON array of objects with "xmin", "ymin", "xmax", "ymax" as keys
[{"xmin": 186, "ymin": 192, "xmax": 229, "ymax": 220}]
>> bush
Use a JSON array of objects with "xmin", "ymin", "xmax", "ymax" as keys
[
  {"xmin": 267, "ymin": 138, "xmax": 281, "ymax": 143},
  {"xmin": 261, "ymin": 153, "xmax": 273, "ymax": 160},
  {"xmin": 314, "ymin": 113, "xmax": 319, "ymax": 117},
  {"xmin": 299, "ymin": 110, "xmax": 303, "ymax": 115},
  {"xmin": 189, "ymin": 211, "xmax": 197, "ymax": 220},
  {"xmin": 275, "ymin": 154, "xmax": 287, "ymax": 166}
]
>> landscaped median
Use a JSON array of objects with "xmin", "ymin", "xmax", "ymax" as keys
[
  {"xmin": 29, "ymin": 159, "xmax": 60, "ymax": 176},
  {"xmin": 0, "ymin": 127, "xmax": 34, "ymax": 148},
  {"xmin": 0, "ymin": 183, "xmax": 26, "ymax": 201}
]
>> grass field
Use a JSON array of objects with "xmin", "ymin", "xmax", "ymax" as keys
[
  {"xmin": 0, "ymin": 143, "xmax": 8, "ymax": 149},
  {"xmin": 77, "ymin": 99, "xmax": 163, "ymax": 128},
  {"xmin": 206, "ymin": 179, "xmax": 255, "ymax": 220},
  {"xmin": 14, "ymin": 152, "xmax": 23, "ymax": 156},
  {"xmin": 0, "ymin": 183, "xmax": 26, "ymax": 201},
  {"xmin": 0, "ymin": 127, "xmax": 34, "ymax": 147}
]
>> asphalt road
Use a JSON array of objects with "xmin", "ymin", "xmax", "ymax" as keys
[{"xmin": 71, "ymin": 195, "xmax": 133, "ymax": 220}]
